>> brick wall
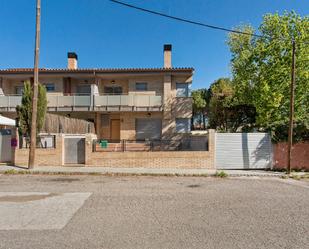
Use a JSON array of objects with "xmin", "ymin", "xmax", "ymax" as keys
[
  {"xmin": 273, "ymin": 142, "xmax": 309, "ymax": 170},
  {"xmin": 12, "ymin": 130, "xmax": 215, "ymax": 169},
  {"xmin": 86, "ymin": 130, "xmax": 215, "ymax": 169},
  {"xmin": 86, "ymin": 151, "xmax": 214, "ymax": 169},
  {"xmin": 12, "ymin": 133, "xmax": 64, "ymax": 167}
]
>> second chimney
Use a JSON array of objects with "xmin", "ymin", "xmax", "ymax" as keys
[
  {"xmin": 163, "ymin": 44, "xmax": 172, "ymax": 68},
  {"xmin": 67, "ymin": 52, "xmax": 78, "ymax": 69}
]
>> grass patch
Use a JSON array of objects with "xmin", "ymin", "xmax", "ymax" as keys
[
  {"xmin": 290, "ymin": 174, "xmax": 301, "ymax": 180},
  {"xmin": 3, "ymin": 169, "xmax": 31, "ymax": 175},
  {"xmin": 215, "ymin": 171, "xmax": 228, "ymax": 178}
]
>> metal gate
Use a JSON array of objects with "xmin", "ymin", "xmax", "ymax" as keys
[
  {"xmin": 216, "ymin": 133, "xmax": 272, "ymax": 169},
  {"xmin": 64, "ymin": 136, "xmax": 85, "ymax": 164},
  {"xmin": 0, "ymin": 129, "xmax": 12, "ymax": 163}
]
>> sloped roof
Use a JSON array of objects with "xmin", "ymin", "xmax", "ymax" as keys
[{"xmin": 0, "ymin": 67, "xmax": 194, "ymax": 74}]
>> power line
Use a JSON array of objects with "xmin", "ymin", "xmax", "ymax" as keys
[
  {"xmin": 109, "ymin": 0, "xmax": 263, "ymax": 38},
  {"xmin": 110, "ymin": 0, "xmax": 309, "ymax": 45}
]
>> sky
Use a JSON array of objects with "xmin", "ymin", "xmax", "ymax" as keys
[{"xmin": 0, "ymin": 0, "xmax": 308, "ymax": 89}]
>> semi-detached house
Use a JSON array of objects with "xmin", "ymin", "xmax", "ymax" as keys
[{"xmin": 0, "ymin": 45, "xmax": 193, "ymax": 141}]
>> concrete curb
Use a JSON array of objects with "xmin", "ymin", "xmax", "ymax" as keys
[{"xmin": 0, "ymin": 165, "xmax": 293, "ymax": 178}]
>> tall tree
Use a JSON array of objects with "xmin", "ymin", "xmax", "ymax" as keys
[
  {"xmin": 191, "ymin": 88, "xmax": 209, "ymax": 129},
  {"xmin": 208, "ymin": 78, "xmax": 256, "ymax": 132},
  {"xmin": 16, "ymin": 81, "xmax": 47, "ymax": 137},
  {"xmin": 228, "ymin": 12, "xmax": 309, "ymax": 140}
]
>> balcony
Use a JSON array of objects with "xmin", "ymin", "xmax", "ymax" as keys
[
  {"xmin": 0, "ymin": 95, "xmax": 22, "ymax": 111},
  {"xmin": 0, "ymin": 94, "xmax": 162, "ymax": 112},
  {"xmin": 94, "ymin": 95, "xmax": 162, "ymax": 111},
  {"xmin": 47, "ymin": 95, "xmax": 92, "ymax": 111}
]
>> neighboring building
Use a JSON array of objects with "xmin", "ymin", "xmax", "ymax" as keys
[{"xmin": 0, "ymin": 45, "xmax": 193, "ymax": 141}]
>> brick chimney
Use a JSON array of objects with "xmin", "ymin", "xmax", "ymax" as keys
[
  {"xmin": 67, "ymin": 52, "xmax": 78, "ymax": 69},
  {"xmin": 163, "ymin": 44, "xmax": 172, "ymax": 68}
]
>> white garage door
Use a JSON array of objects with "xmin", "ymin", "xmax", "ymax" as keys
[
  {"xmin": 136, "ymin": 119, "xmax": 162, "ymax": 140},
  {"xmin": 216, "ymin": 133, "xmax": 272, "ymax": 169}
]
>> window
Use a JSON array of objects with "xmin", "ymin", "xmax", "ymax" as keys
[
  {"xmin": 104, "ymin": 86, "xmax": 123, "ymax": 95},
  {"xmin": 135, "ymin": 82, "xmax": 148, "ymax": 91},
  {"xmin": 15, "ymin": 86, "xmax": 24, "ymax": 95},
  {"xmin": 44, "ymin": 83, "xmax": 55, "ymax": 92},
  {"xmin": 176, "ymin": 83, "xmax": 190, "ymax": 97},
  {"xmin": 176, "ymin": 118, "xmax": 191, "ymax": 133},
  {"xmin": 77, "ymin": 85, "xmax": 91, "ymax": 95}
]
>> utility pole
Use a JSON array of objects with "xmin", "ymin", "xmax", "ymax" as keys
[
  {"xmin": 28, "ymin": 0, "xmax": 41, "ymax": 169},
  {"xmin": 287, "ymin": 40, "xmax": 296, "ymax": 175}
]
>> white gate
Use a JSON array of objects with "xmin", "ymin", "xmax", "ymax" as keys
[
  {"xmin": 215, "ymin": 133, "xmax": 272, "ymax": 169},
  {"xmin": 0, "ymin": 129, "xmax": 12, "ymax": 163}
]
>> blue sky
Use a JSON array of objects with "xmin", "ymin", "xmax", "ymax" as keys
[{"xmin": 0, "ymin": 0, "xmax": 308, "ymax": 89}]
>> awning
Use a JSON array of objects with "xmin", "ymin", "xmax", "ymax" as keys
[{"xmin": 0, "ymin": 115, "xmax": 15, "ymax": 126}]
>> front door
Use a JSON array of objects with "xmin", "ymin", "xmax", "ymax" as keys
[{"xmin": 110, "ymin": 119, "xmax": 120, "ymax": 141}]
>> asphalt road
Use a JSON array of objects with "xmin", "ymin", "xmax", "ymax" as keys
[{"xmin": 0, "ymin": 175, "xmax": 308, "ymax": 249}]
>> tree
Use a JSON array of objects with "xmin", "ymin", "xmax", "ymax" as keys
[
  {"xmin": 208, "ymin": 78, "xmax": 256, "ymax": 132},
  {"xmin": 228, "ymin": 12, "xmax": 309, "ymax": 140},
  {"xmin": 16, "ymin": 81, "xmax": 47, "ymax": 137},
  {"xmin": 191, "ymin": 88, "xmax": 209, "ymax": 129}
]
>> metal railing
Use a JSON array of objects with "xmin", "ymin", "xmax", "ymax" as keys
[{"xmin": 93, "ymin": 138, "xmax": 208, "ymax": 152}]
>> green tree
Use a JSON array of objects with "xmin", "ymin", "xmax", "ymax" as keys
[
  {"xmin": 16, "ymin": 81, "xmax": 47, "ymax": 137},
  {"xmin": 191, "ymin": 88, "xmax": 209, "ymax": 129},
  {"xmin": 228, "ymin": 12, "xmax": 309, "ymax": 140},
  {"xmin": 208, "ymin": 78, "xmax": 256, "ymax": 132}
]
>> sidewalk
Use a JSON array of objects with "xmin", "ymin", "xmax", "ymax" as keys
[{"xmin": 0, "ymin": 165, "xmax": 291, "ymax": 177}]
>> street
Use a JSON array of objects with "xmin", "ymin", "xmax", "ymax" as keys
[{"xmin": 0, "ymin": 175, "xmax": 308, "ymax": 249}]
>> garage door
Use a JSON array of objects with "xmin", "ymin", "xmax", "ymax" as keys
[
  {"xmin": 136, "ymin": 119, "xmax": 162, "ymax": 140},
  {"xmin": 216, "ymin": 133, "xmax": 272, "ymax": 169},
  {"xmin": 64, "ymin": 137, "xmax": 85, "ymax": 164}
]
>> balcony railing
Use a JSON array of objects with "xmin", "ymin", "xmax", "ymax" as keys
[
  {"xmin": 94, "ymin": 95, "xmax": 162, "ymax": 107},
  {"xmin": 0, "ymin": 94, "xmax": 162, "ymax": 111},
  {"xmin": 47, "ymin": 95, "xmax": 91, "ymax": 107},
  {"xmin": 0, "ymin": 95, "xmax": 22, "ymax": 108}
]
